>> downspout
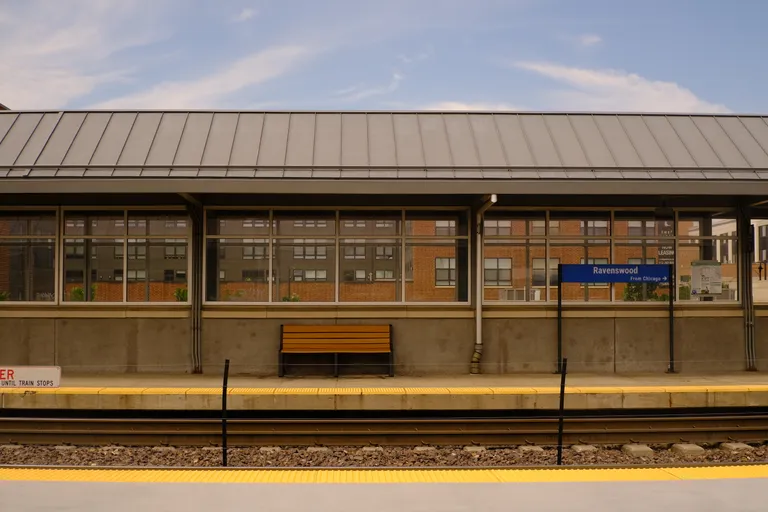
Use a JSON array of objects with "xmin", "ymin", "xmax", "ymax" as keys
[
  {"xmin": 180, "ymin": 193, "xmax": 203, "ymax": 374},
  {"xmin": 471, "ymin": 194, "xmax": 497, "ymax": 374}
]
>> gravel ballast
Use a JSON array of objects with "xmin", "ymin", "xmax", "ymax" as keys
[{"xmin": 1, "ymin": 444, "xmax": 767, "ymax": 468}]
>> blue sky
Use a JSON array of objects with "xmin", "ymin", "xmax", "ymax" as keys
[{"xmin": 1, "ymin": 0, "xmax": 766, "ymax": 112}]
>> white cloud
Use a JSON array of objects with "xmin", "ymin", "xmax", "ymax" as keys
[
  {"xmin": 233, "ymin": 7, "xmax": 257, "ymax": 22},
  {"xmin": 0, "ymin": 0, "xmax": 170, "ymax": 109},
  {"xmin": 514, "ymin": 61, "xmax": 729, "ymax": 113},
  {"xmin": 577, "ymin": 34, "xmax": 602, "ymax": 47},
  {"xmin": 93, "ymin": 45, "xmax": 313, "ymax": 109},
  {"xmin": 398, "ymin": 46, "xmax": 433, "ymax": 64},
  {"xmin": 336, "ymin": 72, "xmax": 404, "ymax": 102},
  {"xmin": 422, "ymin": 101, "xmax": 520, "ymax": 111}
]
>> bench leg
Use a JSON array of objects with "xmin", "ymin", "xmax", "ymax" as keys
[
  {"xmin": 334, "ymin": 353, "xmax": 339, "ymax": 378},
  {"xmin": 278, "ymin": 352, "xmax": 284, "ymax": 377},
  {"xmin": 388, "ymin": 352, "xmax": 394, "ymax": 377}
]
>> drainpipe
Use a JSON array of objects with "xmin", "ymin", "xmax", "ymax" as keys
[{"xmin": 471, "ymin": 194, "xmax": 497, "ymax": 374}]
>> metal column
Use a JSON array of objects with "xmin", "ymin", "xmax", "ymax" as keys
[
  {"xmin": 188, "ymin": 201, "xmax": 204, "ymax": 374},
  {"xmin": 740, "ymin": 209, "xmax": 757, "ymax": 370}
]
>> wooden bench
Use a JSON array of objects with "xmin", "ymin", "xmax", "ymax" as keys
[{"xmin": 279, "ymin": 324, "xmax": 393, "ymax": 377}]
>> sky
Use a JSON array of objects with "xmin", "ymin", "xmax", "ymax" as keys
[{"xmin": 1, "ymin": 0, "xmax": 767, "ymax": 113}]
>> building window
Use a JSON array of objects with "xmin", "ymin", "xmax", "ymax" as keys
[
  {"xmin": 295, "ymin": 269, "xmax": 327, "ymax": 282},
  {"xmin": 65, "ymin": 243, "xmax": 85, "ymax": 258},
  {"xmin": 628, "ymin": 258, "xmax": 657, "ymax": 265},
  {"xmin": 344, "ymin": 242, "xmax": 366, "ymax": 260},
  {"xmin": 376, "ymin": 220, "xmax": 396, "ymax": 229},
  {"xmin": 581, "ymin": 220, "xmax": 609, "ymax": 236},
  {"xmin": 127, "ymin": 269, "xmax": 147, "ymax": 281},
  {"xmin": 293, "ymin": 241, "xmax": 327, "ymax": 260},
  {"xmin": 532, "ymin": 258, "xmax": 559, "ymax": 287},
  {"xmin": 243, "ymin": 242, "xmax": 268, "ymax": 260},
  {"xmin": 375, "ymin": 269, "xmax": 395, "ymax": 280},
  {"xmin": 242, "ymin": 219, "xmax": 267, "ymax": 229},
  {"xmin": 484, "ymin": 220, "xmax": 511, "ymax": 236},
  {"xmin": 531, "ymin": 220, "xmax": 546, "ymax": 236},
  {"xmin": 343, "ymin": 269, "xmax": 368, "ymax": 282},
  {"xmin": 435, "ymin": 220, "xmax": 456, "ymax": 236},
  {"xmin": 375, "ymin": 246, "xmax": 395, "ymax": 259},
  {"xmin": 0, "ymin": 213, "xmax": 56, "ymax": 302},
  {"xmin": 294, "ymin": 220, "xmax": 327, "ymax": 229},
  {"xmin": 242, "ymin": 269, "xmax": 267, "ymax": 282},
  {"xmin": 343, "ymin": 220, "xmax": 366, "ymax": 228},
  {"xmin": 127, "ymin": 244, "xmax": 146, "ymax": 260},
  {"xmin": 484, "ymin": 258, "xmax": 512, "ymax": 286},
  {"xmin": 628, "ymin": 220, "xmax": 656, "ymax": 238},
  {"xmin": 435, "ymin": 257, "xmax": 456, "ymax": 286},
  {"xmin": 164, "ymin": 243, "xmax": 186, "ymax": 260}
]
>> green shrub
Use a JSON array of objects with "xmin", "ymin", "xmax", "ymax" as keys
[
  {"xmin": 0, "ymin": 291, "xmax": 9, "ymax": 301},
  {"xmin": 622, "ymin": 282, "xmax": 668, "ymax": 302},
  {"xmin": 174, "ymin": 288, "xmax": 188, "ymax": 302}
]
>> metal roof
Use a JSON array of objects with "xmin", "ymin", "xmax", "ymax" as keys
[{"xmin": 1, "ymin": 110, "xmax": 768, "ymax": 195}]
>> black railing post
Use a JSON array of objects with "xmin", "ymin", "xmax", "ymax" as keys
[
  {"xmin": 668, "ymin": 264, "xmax": 675, "ymax": 373},
  {"xmin": 222, "ymin": 358, "xmax": 230, "ymax": 467},
  {"xmin": 557, "ymin": 264, "xmax": 563, "ymax": 373},
  {"xmin": 556, "ymin": 357, "xmax": 568, "ymax": 466}
]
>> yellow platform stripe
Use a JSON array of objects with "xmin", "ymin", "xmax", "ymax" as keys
[{"xmin": 2, "ymin": 466, "xmax": 768, "ymax": 484}]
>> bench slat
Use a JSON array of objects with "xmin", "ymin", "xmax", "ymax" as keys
[
  {"xmin": 283, "ymin": 332, "xmax": 388, "ymax": 339},
  {"xmin": 282, "ymin": 348, "xmax": 391, "ymax": 353},
  {"xmin": 282, "ymin": 325, "xmax": 390, "ymax": 334},
  {"xmin": 283, "ymin": 340, "xmax": 389, "ymax": 344}
]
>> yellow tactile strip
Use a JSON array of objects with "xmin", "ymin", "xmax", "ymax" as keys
[
  {"xmin": 1, "ymin": 465, "xmax": 768, "ymax": 484},
  {"xmin": 2, "ymin": 385, "xmax": 768, "ymax": 396}
]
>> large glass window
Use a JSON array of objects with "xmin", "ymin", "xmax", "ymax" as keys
[
  {"xmin": 339, "ymin": 237, "xmax": 401, "ymax": 302},
  {"xmin": 63, "ymin": 211, "xmax": 189, "ymax": 303},
  {"xmin": 273, "ymin": 238, "xmax": 335, "ymax": 302},
  {"xmin": 405, "ymin": 212, "xmax": 469, "ymax": 302},
  {"xmin": 204, "ymin": 210, "xmax": 469, "ymax": 303},
  {"xmin": 613, "ymin": 213, "xmax": 674, "ymax": 302},
  {"xmin": 0, "ymin": 212, "xmax": 56, "ymax": 302},
  {"xmin": 677, "ymin": 212, "xmax": 737, "ymax": 302},
  {"xmin": 483, "ymin": 211, "xmax": 727, "ymax": 303},
  {"xmin": 752, "ymin": 220, "xmax": 768, "ymax": 303},
  {"xmin": 483, "ymin": 213, "xmax": 546, "ymax": 302},
  {"xmin": 548, "ymin": 213, "xmax": 610, "ymax": 302}
]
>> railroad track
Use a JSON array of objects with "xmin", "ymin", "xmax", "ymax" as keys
[{"xmin": 1, "ymin": 413, "xmax": 768, "ymax": 446}]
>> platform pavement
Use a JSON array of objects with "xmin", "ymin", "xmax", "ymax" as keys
[
  {"xmin": 3, "ymin": 466, "xmax": 768, "ymax": 512},
  {"xmin": 3, "ymin": 373, "xmax": 768, "ymax": 411}
]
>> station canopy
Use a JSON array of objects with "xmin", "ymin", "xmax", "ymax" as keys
[{"xmin": 1, "ymin": 110, "xmax": 768, "ymax": 195}]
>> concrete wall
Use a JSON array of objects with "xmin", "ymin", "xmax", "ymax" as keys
[
  {"xmin": 0, "ymin": 317, "xmax": 191, "ymax": 373},
  {"xmin": 755, "ymin": 316, "xmax": 768, "ymax": 371},
  {"xmin": 202, "ymin": 317, "xmax": 474, "ymax": 376},
  {"xmin": 482, "ymin": 315, "xmax": 746, "ymax": 374},
  {"xmin": 0, "ymin": 311, "xmax": 750, "ymax": 376}
]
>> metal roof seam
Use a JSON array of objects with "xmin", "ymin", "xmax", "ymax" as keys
[
  {"xmin": 615, "ymin": 114, "xmax": 647, "ymax": 167},
  {"xmin": 29, "ymin": 111, "xmax": 64, "ymax": 167}
]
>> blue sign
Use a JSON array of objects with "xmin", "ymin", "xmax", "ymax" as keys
[{"xmin": 560, "ymin": 264, "xmax": 670, "ymax": 284}]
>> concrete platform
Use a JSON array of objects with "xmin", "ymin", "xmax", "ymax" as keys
[
  {"xmin": 3, "ymin": 466, "xmax": 768, "ymax": 512},
  {"xmin": 3, "ymin": 373, "xmax": 768, "ymax": 411}
]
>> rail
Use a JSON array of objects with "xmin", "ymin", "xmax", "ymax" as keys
[{"xmin": 1, "ymin": 413, "xmax": 767, "ymax": 446}]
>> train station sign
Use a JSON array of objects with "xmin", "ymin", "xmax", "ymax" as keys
[
  {"xmin": 0, "ymin": 366, "xmax": 61, "ymax": 388},
  {"xmin": 560, "ymin": 264, "xmax": 670, "ymax": 284}
]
